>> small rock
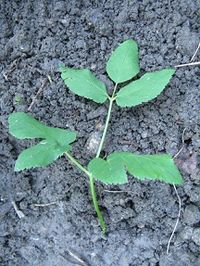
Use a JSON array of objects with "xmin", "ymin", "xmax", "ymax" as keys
[
  {"xmin": 41, "ymin": 58, "xmax": 63, "ymax": 72},
  {"xmin": 60, "ymin": 18, "xmax": 70, "ymax": 26},
  {"xmin": 190, "ymin": 186, "xmax": 200, "ymax": 203},
  {"xmin": 86, "ymin": 132, "xmax": 102, "ymax": 155},
  {"xmin": 176, "ymin": 151, "xmax": 198, "ymax": 176},
  {"xmin": 86, "ymin": 9, "xmax": 101, "ymax": 26},
  {"xmin": 183, "ymin": 204, "xmax": 200, "ymax": 225},
  {"xmin": 129, "ymin": 6, "xmax": 138, "ymax": 20},
  {"xmin": 19, "ymin": 39, "xmax": 32, "ymax": 54},
  {"xmin": 87, "ymin": 106, "xmax": 106, "ymax": 120},
  {"xmin": 192, "ymin": 228, "xmax": 200, "ymax": 246},
  {"xmin": 100, "ymin": 38, "xmax": 107, "ymax": 51},
  {"xmin": 75, "ymin": 40, "xmax": 86, "ymax": 49},
  {"xmin": 15, "ymin": 32, "xmax": 33, "ymax": 54},
  {"xmin": 141, "ymin": 131, "xmax": 148, "ymax": 139},
  {"xmin": 15, "ymin": 191, "xmax": 27, "ymax": 201},
  {"xmin": 53, "ymin": 1, "xmax": 65, "ymax": 11},
  {"xmin": 179, "ymin": 226, "xmax": 193, "ymax": 240},
  {"xmin": 90, "ymin": 63, "xmax": 97, "ymax": 70},
  {"xmin": 176, "ymin": 26, "xmax": 199, "ymax": 55},
  {"xmin": 85, "ymin": 9, "xmax": 112, "ymax": 36}
]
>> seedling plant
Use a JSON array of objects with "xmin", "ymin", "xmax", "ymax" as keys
[{"xmin": 9, "ymin": 40, "xmax": 183, "ymax": 233}]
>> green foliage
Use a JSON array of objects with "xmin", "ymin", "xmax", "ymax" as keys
[
  {"xmin": 116, "ymin": 69, "xmax": 176, "ymax": 107},
  {"xmin": 60, "ymin": 67, "xmax": 108, "ymax": 103},
  {"xmin": 8, "ymin": 112, "xmax": 76, "ymax": 171},
  {"xmin": 88, "ymin": 152, "xmax": 183, "ymax": 185},
  {"xmin": 106, "ymin": 40, "xmax": 140, "ymax": 83},
  {"xmin": 61, "ymin": 40, "xmax": 175, "ymax": 110}
]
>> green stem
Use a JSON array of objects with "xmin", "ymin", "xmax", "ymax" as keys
[
  {"xmin": 96, "ymin": 98, "xmax": 114, "ymax": 158},
  {"xmin": 65, "ymin": 151, "xmax": 106, "ymax": 233},
  {"xmin": 89, "ymin": 175, "xmax": 106, "ymax": 234},
  {"xmin": 96, "ymin": 83, "xmax": 118, "ymax": 158},
  {"xmin": 65, "ymin": 151, "xmax": 90, "ymax": 176},
  {"xmin": 65, "ymin": 83, "xmax": 118, "ymax": 234},
  {"xmin": 90, "ymin": 83, "xmax": 118, "ymax": 233}
]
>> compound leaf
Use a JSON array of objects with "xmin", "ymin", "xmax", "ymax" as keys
[
  {"xmin": 88, "ymin": 152, "xmax": 183, "ymax": 185},
  {"xmin": 106, "ymin": 40, "xmax": 140, "ymax": 83},
  {"xmin": 8, "ymin": 112, "xmax": 76, "ymax": 171},
  {"xmin": 116, "ymin": 68, "xmax": 175, "ymax": 107},
  {"xmin": 60, "ymin": 67, "xmax": 108, "ymax": 103}
]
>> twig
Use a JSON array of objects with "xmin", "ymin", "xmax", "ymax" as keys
[
  {"xmin": 174, "ymin": 61, "xmax": 200, "ymax": 68},
  {"xmin": 166, "ymin": 128, "xmax": 186, "ymax": 253},
  {"xmin": 172, "ymin": 44, "xmax": 198, "ymax": 220},
  {"xmin": 173, "ymin": 128, "xmax": 187, "ymax": 159},
  {"xmin": 11, "ymin": 201, "xmax": 25, "ymax": 219},
  {"xmin": 172, "ymin": 42, "xmax": 200, "ymax": 70},
  {"xmin": 28, "ymin": 78, "xmax": 48, "ymax": 111},
  {"xmin": 190, "ymin": 42, "xmax": 200, "ymax": 61},
  {"xmin": 3, "ymin": 72, "xmax": 9, "ymax": 81},
  {"xmin": 33, "ymin": 201, "xmax": 58, "ymax": 207},
  {"xmin": 66, "ymin": 249, "xmax": 90, "ymax": 266},
  {"xmin": 167, "ymin": 43, "xmax": 199, "ymax": 251},
  {"xmin": 3, "ymin": 58, "xmax": 20, "ymax": 81},
  {"xmin": 47, "ymin": 74, "xmax": 53, "ymax": 83},
  {"xmin": 166, "ymin": 184, "xmax": 182, "ymax": 254},
  {"xmin": 104, "ymin": 189, "xmax": 129, "ymax": 193}
]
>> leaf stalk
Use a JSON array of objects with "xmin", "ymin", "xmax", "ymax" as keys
[
  {"xmin": 91, "ymin": 83, "xmax": 118, "ymax": 233},
  {"xmin": 89, "ymin": 175, "xmax": 106, "ymax": 234},
  {"xmin": 65, "ymin": 151, "xmax": 90, "ymax": 176},
  {"xmin": 96, "ymin": 83, "xmax": 118, "ymax": 158},
  {"xmin": 65, "ymin": 151, "xmax": 106, "ymax": 233}
]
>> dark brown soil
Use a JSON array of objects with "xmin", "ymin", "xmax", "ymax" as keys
[{"xmin": 0, "ymin": 1, "xmax": 200, "ymax": 265}]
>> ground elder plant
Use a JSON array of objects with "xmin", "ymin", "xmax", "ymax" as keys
[{"xmin": 9, "ymin": 40, "xmax": 183, "ymax": 233}]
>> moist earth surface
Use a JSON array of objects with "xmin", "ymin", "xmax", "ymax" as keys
[{"xmin": 0, "ymin": 1, "xmax": 200, "ymax": 265}]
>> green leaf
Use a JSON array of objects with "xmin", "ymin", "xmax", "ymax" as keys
[
  {"xmin": 8, "ymin": 112, "xmax": 76, "ymax": 171},
  {"xmin": 9, "ymin": 112, "xmax": 49, "ymax": 139},
  {"xmin": 88, "ymin": 157, "xmax": 127, "ymax": 185},
  {"xmin": 106, "ymin": 40, "xmax": 140, "ymax": 83},
  {"xmin": 14, "ymin": 139, "xmax": 71, "ymax": 171},
  {"xmin": 60, "ymin": 67, "xmax": 108, "ymax": 103},
  {"xmin": 116, "ymin": 68, "xmax": 175, "ymax": 107},
  {"xmin": 88, "ymin": 152, "xmax": 183, "ymax": 185}
]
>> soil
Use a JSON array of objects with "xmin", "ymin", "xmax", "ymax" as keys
[{"xmin": 0, "ymin": 0, "xmax": 200, "ymax": 265}]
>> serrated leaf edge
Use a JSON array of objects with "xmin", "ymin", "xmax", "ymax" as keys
[
  {"xmin": 61, "ymin": 67, "xmax": 109, "ymax": 103},
  {"xmin": 116, "ymin": 68, "xmax": 176, "ymax": 107}
]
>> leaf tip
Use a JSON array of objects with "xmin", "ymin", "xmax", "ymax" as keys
[
  {"xmin": 14, "ymin": 163, "xmax": 23, "ymax": 172},
  {"xmin": 168, "ymin": 67, "xmax": 176, "ymax": 76},
  {"xmin": 59, "ymin": 64, "xmax": 66, "ymax": 73},
  {"xmin": 173, "ymin": 174, "xmax": 184, "ymax": 185}
]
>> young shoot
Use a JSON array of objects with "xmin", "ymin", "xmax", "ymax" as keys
[{"xmin": 8, "ymin": 40, "xmax": 183, "ymax": 234}]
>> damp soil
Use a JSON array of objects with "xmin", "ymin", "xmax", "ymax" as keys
[{"xmin": 0, "ymin": 1, "xmax": 200, "ymax": 265}]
